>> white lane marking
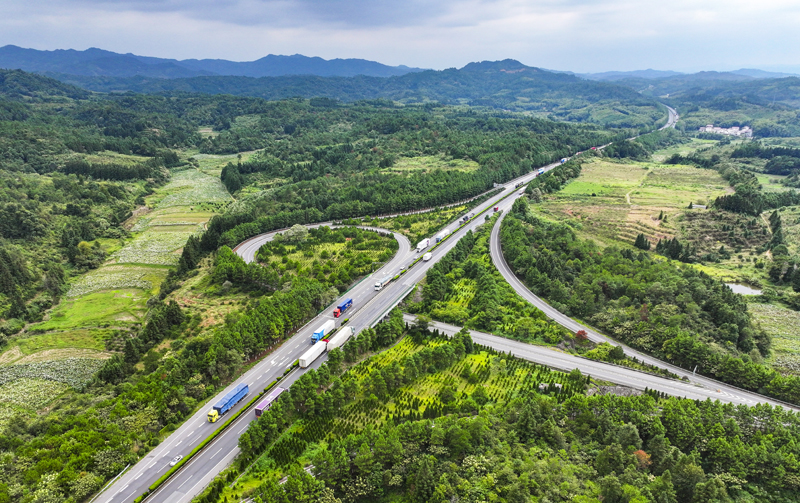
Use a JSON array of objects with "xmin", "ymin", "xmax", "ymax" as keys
[
  {"xmin": 148, "ymin": 461, "xmax": 156, "ymax": 468},
  {"xmin": 249, "ymin": 382, "xmax": 253, "ymax": 387},
  {"xmin": 211, "ymin": 447, "xmax": 223, "ymax": 459},
  {"xmin": 238, "ymin": 424, "xmax": 249, "ymax": 434},
  {"xmin": 176, "ymin": 441, "xmax": 182, "ymax": 446},
  {"xmin": 117, "ymin": 484, "xmax": 129, "ymax": 494},
  {"xmin": 178, "ymin": 474, "xmax": 193, "ymax": 490}
]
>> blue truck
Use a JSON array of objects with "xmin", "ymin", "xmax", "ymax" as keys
[
  {"xmin": 333, "ymin": 298, "xmax": 353, "ymax": 318},
  {"xmin": 311, "ymin": 319, "xmax": 336, "ymax": 344},
  {"xmin": 207, "ymin": 383, "xmax": 249, "ymax": 422}
]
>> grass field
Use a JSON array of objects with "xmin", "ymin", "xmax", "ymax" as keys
[
  {"xmin": 748, "ymin": 302, "xmax": 800, "ymax": 375},
  {"xmin": 755, "ymin": 173, "xmax": 792, "ymax": 193},
  {"xmin": 359, "ymin": 204, "xmax": 469, "ymax": 246},
  {"xmin": 535, "ymin": 159, "xmax": 730, "ymax": 247},
  {"xmin": 650, "ymin": 138, "xmax": 718, "ymax": 163},
  {"xmin": 382, "ymin": 155, "xmax": 480, "ymax": 174}
]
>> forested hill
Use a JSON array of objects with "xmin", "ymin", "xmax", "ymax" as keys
[
  {"xmin": 0, "ymin": 69, "xmax": 90, "ymax": 101},
  {"xmin": 49, "ymin": 60, "xmax": 664, "ymax": 128}
]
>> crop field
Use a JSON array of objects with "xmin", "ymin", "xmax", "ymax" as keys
[
  {"xmin": 149, "ymin": 168, "xmax": 232, "ymax": 208},
  {"xmin": 0, "ymin": 166, "xmax": 230, "ymax": 366},
  {"xmin": 383, "ymin": 155, "xmax": 480, "ymax": 174},
  {"xmin": 67, "ymin": 265, "xmax": 167, "ymax": 297},
  {"xmin": 748, "ymin": 302, "xmax": 800, "ymax": 375},
  {"xmin": 0, "ymin": 358, "xmax": 106, "ymax": 389},
  {"xmin": 112, "ymin": 230, "xmax": 196, "ymax": 266},
  {"xmin": 0, "ymin": 378, "xmax": 70, "ymax": 410}
]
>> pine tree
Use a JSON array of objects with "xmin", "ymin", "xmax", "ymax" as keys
[{"xmin": 634, "ymin": 233, "xmax": 651, "ymax": 251}]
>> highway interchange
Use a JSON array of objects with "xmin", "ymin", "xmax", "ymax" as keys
[{"xmin": 99, "ymin": 104, "xmax": 796, "ymax": 503}]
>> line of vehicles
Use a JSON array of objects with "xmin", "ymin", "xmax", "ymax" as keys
[{"xmin": 301, "ymin": 325, "xmax": 355, "ymax": 367}]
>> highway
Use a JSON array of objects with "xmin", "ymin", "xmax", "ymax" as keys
[
  {"xmin": 102, "ymin": 155, "xmax": 561, "ymax": 503},
  {"xmin": 101, "ymin": 225, "xmax": 413, "ymax": 503},
  {"xmin": 97, "ymin": 104, "xmax": 700, "ymax": 502},
  {"xmin": 661, "ymin": 105, "xmax": 679, "ymax": 130}
]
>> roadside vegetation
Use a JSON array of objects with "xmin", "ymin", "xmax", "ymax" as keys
[{"xmin": 194, "ymin": 319, "xmax": 800, "ymax": 503}]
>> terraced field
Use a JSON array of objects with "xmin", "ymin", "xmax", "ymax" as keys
[
  {"xmin": 0, "ymin": 167, "xmax": 232, "ymax": 424},
  {"xmin": 533, "ymin": 159, "xmax": 731, "ymax": 248}
]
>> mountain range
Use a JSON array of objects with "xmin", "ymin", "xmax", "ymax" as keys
[{"xmin": 0, "ymin": 45, "xmax": 425, "ymax": 79}]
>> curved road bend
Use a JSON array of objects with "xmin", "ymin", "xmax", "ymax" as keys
[
  {"xmin": 402, "ymin": 315, "xmax": 784, "ymax": 405},
  {"xmin": 99, "ymin": 105, "xmax": 683, "ymax": 502},
  {"xmin": 487, "ymin": 192, "xmax": 794, "ymax": 411}
]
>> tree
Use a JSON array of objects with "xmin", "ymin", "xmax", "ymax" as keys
[
  {"xmin": 634, "ymin": 233, "xmax": 651, "ymax": 251},
  {"xmin": 409, "ymin": 455, "xmax": 436, "ymax": 503}
]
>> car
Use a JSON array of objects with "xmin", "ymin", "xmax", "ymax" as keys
[{"xmin": 170, "ymin": 455, "xmax": 183, "ymax": 466}]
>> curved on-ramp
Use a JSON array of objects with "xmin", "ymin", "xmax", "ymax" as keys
[{"xmin": 487, "ymin": 204, "xmax": 796, "ymax": 411}]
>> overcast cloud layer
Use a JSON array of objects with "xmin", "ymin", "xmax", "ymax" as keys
[{"xmin": 3, "ymin": 0, "xmax": 799, "ymax": 73}]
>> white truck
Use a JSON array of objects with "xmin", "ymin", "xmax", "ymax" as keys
[
  {"xmin": 435, "ymin": 229, "xmax": 451, "ymax": 243},
  {"xmin": 299, "ymin": 342, "xmax": 326, "ymax": 368},
  {"xmin": 374, "ymin": 275, "xmax": 393, "ymax": 291},
  {"xmin": 326, "ymin": 326, "xmax": 354, "ymax": 351},
  {"xmin": 423, "ymin": 252, "xmax": 432, "ymax": 261},
  {"xmin": 416, "ymin": 238, "xmax": 430, "ymax": 253}
]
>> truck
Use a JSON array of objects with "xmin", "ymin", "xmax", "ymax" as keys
[
  {"xmin": 254, "ymin": 387, "xmax": 286, "ymax": 417},
  {"xmin": 435, "ymin": 228, "xmax": 451, "ymax": 243},
  {"xmin": 333, "ymin": 298, "xmax": 352, "ymax": 318},
  {"xmin": 416, "ymin": 238, "xmax": 430, "ymax": 253},
  {"xmin": 326, "ymin": 326, "xmax": 354, "ymax": 351},
  {"xmin": 423, "ymin": 252, "xmax": 432, "ymax": 261},
  {"xmin": 537, "ymin": 167, "xmax": 545, "ymax": 175},
  {"xmin": 299, "ymin": 341, "xmax": 327, "ymax": 368},
  {"xmin": 208, "ymin": 383, "xmax": 249, "ymax": 422},
  {"xmin": 311, "ymin": 319, "xmax": 335, "ymax": 344},
  {"xmin": 374, "ymin": 275, "xmax": 392, "ymax": 291}
]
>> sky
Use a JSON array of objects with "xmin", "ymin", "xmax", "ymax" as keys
[{"xmin": 2, "ymin": 0, "xmax": 800, "ymax": 73}]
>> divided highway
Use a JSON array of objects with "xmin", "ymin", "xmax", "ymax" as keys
[
  {"xmin": 97, "ymin": 104, "xmax": 721, "ymax": 503},
  {"xmin": 102, "ymin": 156, "xmax": 560, "ymax": 503}
]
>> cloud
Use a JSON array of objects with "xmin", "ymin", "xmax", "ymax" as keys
[{"xmin": 2, "ymin": 0, "xmax": 799, "ymax": 71}]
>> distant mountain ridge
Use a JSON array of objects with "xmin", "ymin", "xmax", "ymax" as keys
[{"xmin": 0, "ymin": 45, "xmax": 426, "ymax": 79}]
